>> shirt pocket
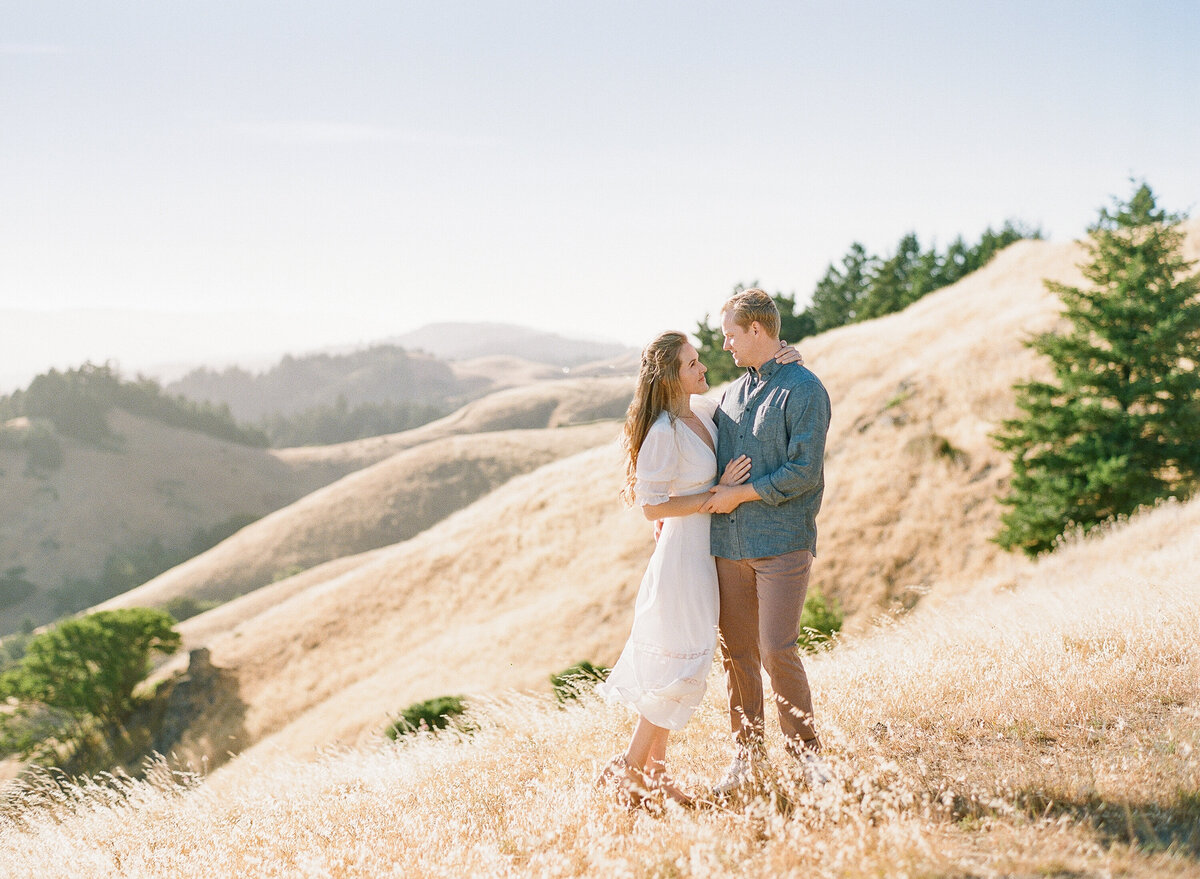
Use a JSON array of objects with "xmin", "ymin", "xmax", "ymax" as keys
[{"xmin": 751, "ymin": 404, "xmax": 785, "ymax": 440}]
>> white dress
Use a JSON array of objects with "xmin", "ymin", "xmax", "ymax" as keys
[{"xmin": 598, "ymin": 395, "xmax": 720, "ymax": 730}]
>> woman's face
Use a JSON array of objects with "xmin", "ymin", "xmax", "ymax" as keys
[{"xmin": 677, "ymin": 342, "xmax": 708, "ymax": 396}]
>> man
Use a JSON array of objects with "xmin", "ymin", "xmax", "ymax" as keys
[{"xmin": 701, "ymin": 288, "xmax": 832, "ymax": 793}]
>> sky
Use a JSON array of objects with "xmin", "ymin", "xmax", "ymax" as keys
[{"xmin": 2, "ymin": 1, "xmax": 1198, "ymax": 386}]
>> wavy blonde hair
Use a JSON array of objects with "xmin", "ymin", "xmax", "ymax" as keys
[{"xmin": 621, "ymin": 331, "xmax": 688, "ymax": 505}]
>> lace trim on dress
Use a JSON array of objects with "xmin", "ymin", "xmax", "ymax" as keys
[{"xmin": 628, "ymin": 640, "xmax": 712, "ymax": 662}]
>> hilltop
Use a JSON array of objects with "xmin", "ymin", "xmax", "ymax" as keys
[{"xmin": 386, "ymin": 321, "xmax": 633, "ymax": 366}]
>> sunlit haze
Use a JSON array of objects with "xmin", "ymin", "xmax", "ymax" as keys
[{"xmin": 2, "ymin": 2, "xmax": 1197, "ymax": 390}]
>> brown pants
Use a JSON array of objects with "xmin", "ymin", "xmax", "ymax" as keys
[{"xmin": 716, "ymin": 549, "xmax": 819, "ymax": 755}]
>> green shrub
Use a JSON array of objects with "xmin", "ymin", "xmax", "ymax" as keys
[
  {"xmin": 797, "ymin": 588, "xmax": 843, "ymax": 653},
  {"xmin": 385, "ymin": 695, "xmax": 471, "ymax": 739},
  {"xmin": 0, "ymin": 631, "xmax": 31, "ymax": 671},
  {"xmin": 0, "ymin": 608, "xmax": 180, "ymax": 759},
  {"xmin": 163, "ymin": 596, "xmax": 223, "ymax": 622},
  {"xmin": 550, "ymin": 660, "xmax": 610, "ymax": 703}
]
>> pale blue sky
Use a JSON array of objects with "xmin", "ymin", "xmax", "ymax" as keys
[{"xmin": 2, "ymin": 1, "xmax": 1198, "ymax": 377}]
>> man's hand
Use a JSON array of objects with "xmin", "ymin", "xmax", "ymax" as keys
[{"xmin": 702, "ymin": 483, "xmax": 757, "ymax": 514}]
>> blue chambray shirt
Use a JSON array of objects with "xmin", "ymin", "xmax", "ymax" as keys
[{"xmin": 710, "ymin": 358, "xmax": 831, "ymax": 560}]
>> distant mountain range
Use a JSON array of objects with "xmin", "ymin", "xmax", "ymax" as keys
[
  {"xmin": 165, "ymin": 323, "xmax": 636, "ymax": 422},
  {"xmin": 385, "ymin": 322, "xmax": 633, "ymax": 366},
  {"xmin": 165, "ymin": 346, "xmax": 466, "ymax": 422},
  {"xmin": 0, "ymin": 311, "xmax": 636, "ymax": 396}
]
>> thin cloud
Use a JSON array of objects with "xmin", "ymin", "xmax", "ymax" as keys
[{"xmin": 235, "ymin": 121, "xmax": 500, "ymax": 148}]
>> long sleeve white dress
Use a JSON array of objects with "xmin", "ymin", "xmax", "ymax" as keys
[{"xmin": 597, "ymin": 395, "xmax": 720, "ymax": 730}]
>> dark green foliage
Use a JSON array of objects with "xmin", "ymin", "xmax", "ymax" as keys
[
  {"xmin": 824, "ymin": 221, "xmax": 1039, "ymax": 327},
  {"xmin": 1, "ymin": 630, "xmax": 31, "ymax": 671},
  {"xmin": 810, "ymin": 243, "xmax": 875, "ymax": 331},
  {"xmin": 163, "ymin": 596, "xmax": 223, "ymax": 622},
  {"xmin": 0, "ymin": 567, "xmax": 37, "ymax": 611},
  {"xmin": 260, "ymin": 396, "xmax": 449, "ymax": 447},
  {"xmin": 0, "ymin": 363, "xmax": 268, "ymax": 448},
  {"xmin": 550, "ymin": 659, "xmax": 611, "ymax": 703},
  {"xmin": 797, "ymin": 588, "xmax": 843, "ymax": 653},
  {"xmin": 47, "ymin": 514, "xmax": 260, "ymax": 618},
  {"xmin": 23, "ymin": 423, "xmax": 65, "ymax": 474},
  {"xmin": 385, "ymin": 695, "xmax": 471, "ymax": 739},
  {"xmin": 0, "ymin": 608, "xmax": 180, "ymax": 757},
  {"xmin": 168, "ymin": 344, "xmax": 464, "ymax": 423},
  {"xmin": 50, "ymin": 538, "xmax": 173, "ymax": 617},
  {"xmin": 857, "ymin": 233, "xmax": 926, "ymax": 321},
  {"xmin": 695, "ymin": 223, "xmax": 1040, "ymax": 379},
  {"xmin": 994, "ymin": 183, "xmax": 1200, "ymax": 556},
  {"xmin": 186, "ymin": 513, "xmax": 261, "ymax": 557}
]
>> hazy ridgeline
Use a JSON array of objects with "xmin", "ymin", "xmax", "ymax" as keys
[
  {"xmin": 0, "ymin": 341, "xmax": 635, "ymax": 634},
  {"xmin": 1, "ymin": 496, "xmax": 1196, "ymax": 877}
]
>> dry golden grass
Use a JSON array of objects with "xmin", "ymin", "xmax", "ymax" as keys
[
  {"xmin": 96, "ymin": 422, "xmax": 618, "ymax": 611},
  {"xmin": 449, "ymin": 354, "xmax": 565, "ymax": 389},
  {"xmin": 273, "ymin": 375, "xmax": 634, "ymax": 471},
  {"xmin": 1, "ymin": 495, "xmax": 1196, "ymax": 878}
]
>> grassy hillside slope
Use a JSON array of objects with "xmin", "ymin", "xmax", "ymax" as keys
[
  {"xmin": 0, "ymin": 409, "xmax": 345, "ymax": 632},
  {"xmin": 96, "ymin": 422, "xmax": 618, "ymax": 611},
  {"xmin": 2, "ymin": 494, "xmax": 1196, "ymax": 878}
]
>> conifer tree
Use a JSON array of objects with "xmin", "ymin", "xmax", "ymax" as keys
[
  {"xmin": 809, "ymin": 242, "xmax": 874, "ymax": 331},
  {"xmin": 994, "ymin": 183, "xmax": 1200, "ymax": 555}
]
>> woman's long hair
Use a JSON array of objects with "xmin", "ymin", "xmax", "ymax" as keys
[{"xmin": 621, "ymin": 330, "xmax": 687, "ymax": 505}]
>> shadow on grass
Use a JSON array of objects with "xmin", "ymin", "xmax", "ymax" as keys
[{"xmin": 1018, "ymin": 788, "xmax": 1200, "ymax": 857}]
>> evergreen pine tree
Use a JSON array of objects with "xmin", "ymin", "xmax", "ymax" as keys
[
  {"xmin": 994, "ymin": 183, "xmax": 1200, "ymax": 555},
  {"xmin": 809, "ymin": 242, "xmax": 875, "ymax": 331},
  {"xmin": 858, "ymin": 232, "xmax": 923, "ymax": 321}
]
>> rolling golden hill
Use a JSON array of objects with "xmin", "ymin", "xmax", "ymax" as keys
[
  {"xmin": 0, "ymin": 409, "xmax": 349, "ymax": 633},
  {"xmin": 272, "ymin": 374, "xmax": 635, "ymax": 471},
  {"xmin": 97, "ymin": 421, "xmax": 619, "ymax": 612}
]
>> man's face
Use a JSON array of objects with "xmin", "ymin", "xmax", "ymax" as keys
[
  {"xmin": 677, "ymin": 342, "xmax": 708, "ymax": 396},
  {"xmin": 721, "ymin": 311, "xmax": 755, "ymax": 367}
]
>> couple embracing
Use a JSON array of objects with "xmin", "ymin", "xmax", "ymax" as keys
[{"xmin": 597, "ymin": 288, "xmax": 832, "ymax": 807}]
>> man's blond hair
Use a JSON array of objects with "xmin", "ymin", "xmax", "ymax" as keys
[{"xmin": 721, "ymin": 288, "xmax": 780, "ymax": 337}]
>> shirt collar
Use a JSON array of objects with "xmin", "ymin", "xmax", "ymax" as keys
[{"xmin": 748, "ymin": 357, "xmax": 781, "ymax": 382}]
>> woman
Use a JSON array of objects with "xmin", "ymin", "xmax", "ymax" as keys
[{"xmin": 596, "ymin": 330, "xmax": 799, "ymax": 807}]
